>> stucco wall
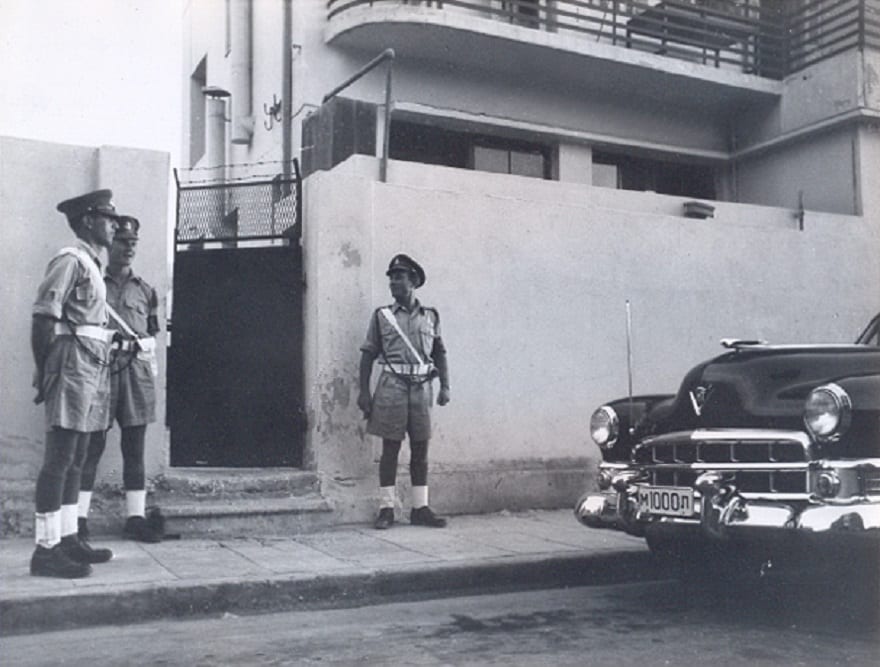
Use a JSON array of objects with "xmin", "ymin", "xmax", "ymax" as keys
[
  {"xmin": 304, "ymin": 154, "xmax": 879, "ymax": 516},
  {"xmin": 0, "ymin": 136, "xmax": 170, "ymax": 534},
  {"xmin": 736, "ymin": 125, "xmax": 859, "ymax": 214}
]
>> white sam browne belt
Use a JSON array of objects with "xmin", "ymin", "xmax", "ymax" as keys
[
  {"xmin": 53, "ymin": 321, "xmax": 114, "ymax": 343},
  {"xmin": 380, "ymin": 362, "xmax": 434, "ymax": 377}
]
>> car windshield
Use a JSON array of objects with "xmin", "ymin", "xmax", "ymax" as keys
[{"xmin": 855, "ymin": 313, "xmax": 880, "ymax": 346}]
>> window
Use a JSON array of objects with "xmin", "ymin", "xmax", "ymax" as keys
[
  {"xmin": 390, "ymin": 121, "xmax": 551, "ymax": 180},
  {"xmin": 189, "ymin": 57, "xmax": 207, "ymax": 167},
  {"xmin": 592, "ymin": 150, "xmax": 716, "ymax": 199},
  {"xmin": 473, "ymin": 142, "xmax": 548, "ymax": 178}
]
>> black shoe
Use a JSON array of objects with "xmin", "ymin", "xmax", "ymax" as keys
[
  {"xmin": 30, "ymin": 544, "xmax": 92, "ymax": 578},
  {"xmin": 123, "ymin": 516, "xmax": 162, "ymax": 543},
  {"xmin": 75, "ymin": 518, "xmax": 114, "ymax": 563},
  {"xmin": 374, "ymin": 508, "xmax": 395, "ymax": 530},
  {"xmin": 410, "ymin": 506, "xmax": 447, "ymax": 528},
  {"xmin": 60, "ymin": 534, "xmax": 113, "ymax": 564}
]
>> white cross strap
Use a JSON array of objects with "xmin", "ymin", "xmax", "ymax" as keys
[
  {"xmin": 379, "ymin": 307, "xmax": 425, "ymax": 365},
  {"xmin": 106, "ymin": 303, "xmax": 137, "ymax": 338}
]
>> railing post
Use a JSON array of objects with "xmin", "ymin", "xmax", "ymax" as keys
[
  {"xmin": 322, "ymin": 48, "xmax": 396, "ymax": 183},
  {"xmin": 381, "ymin": 54, "xmax": 393, "ymax": 183},
  {"xmin": 858, "ymin": 0, "xmax": 866, "ymax": 51},
  {"xmin": 612, "ymin": 0, "xmax": 618, "ymax": 46}
]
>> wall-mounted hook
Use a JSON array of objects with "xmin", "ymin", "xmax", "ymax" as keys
[{"xmin": 263, "ymin": 94, "xmax": 283, "ymax": 130}]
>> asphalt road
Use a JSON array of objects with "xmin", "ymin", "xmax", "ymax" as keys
[{"xmin": 3, "ymin": 574, "xmax": 878, "ymax": 666}]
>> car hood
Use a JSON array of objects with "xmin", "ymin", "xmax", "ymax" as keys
[{"xmin": 660, "ymin": 344, "xmax": 880, "ymax": 429}]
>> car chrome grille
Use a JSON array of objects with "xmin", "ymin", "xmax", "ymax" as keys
[
  {"xmin": 633, "ymin": 431, "xmax": 812, "ymax": 497},
  {"xmin": 633, "ymin": 435, "xmax": 810, "ymax": 466},
  {"xmin": 861, "ymin": 470, "xmax": 880, "ymax": 496},
  {"xmin": 645, "ymin": 469, "xmax": 808, "ymax": 494}
]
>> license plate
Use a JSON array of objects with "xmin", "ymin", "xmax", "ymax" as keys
[{"xmin": 637, "ymin": 485, "xmax": 695, "ymax": 517}]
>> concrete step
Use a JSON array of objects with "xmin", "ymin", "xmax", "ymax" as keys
[
  {"xmin": 151, "ymin": 470, "xmax": 335, "ymax": 537},
  {"xmin": 157, "ymin": 494, "xmax": 336, "ymax": 537},
  {"xmin": 158, "ymin": 468, "xmax": 320, "ymax": 498},
  {"xmin": 81, "ymin": 470, "xmax": 338, "ymax": 538}
]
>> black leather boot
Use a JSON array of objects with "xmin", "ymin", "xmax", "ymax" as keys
[
  {"xmin": 123, "ymin": 516, "xmax": 162, "ymax": 543},
  {"xmin": 374, "ymin": 508, "xmax": 395, "ymax": 529},
  {"xmin": 410, "ymin": 506, "xmax": 447, "ymax": 528},
  {"xmin": 60, "ymin": 533, "xmax": 113, "ymax": 564},
  {"xmin": 30, "ymin": 544, "xmax": 92, "ymax": 578}
]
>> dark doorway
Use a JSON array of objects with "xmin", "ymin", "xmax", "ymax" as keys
[
  {"xmin": 168, "ymin": 246, "xmax": 304, "ymax": 467},
  {"xmin": 168, "ymin": 169, "xmax": 304, "ymax": 467}
]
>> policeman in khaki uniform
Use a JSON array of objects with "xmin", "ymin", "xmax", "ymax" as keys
[
  {"xmin": 78, "ymin": 215, "xmax": 163, "ymax": 543},
  {"xmin": 358, "ymin": 254, "xmax": 451, "ymax": 529},
  {"xmin": 30, "ymin": 189, "xmax": 122, "ymax": 578}
]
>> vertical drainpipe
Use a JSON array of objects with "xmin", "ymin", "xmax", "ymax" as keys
[
  {"xmin": 206, "ymin": 96, "xmax": 228, "ymax": 239},
  {"xmin": 230, "ymin": 0, "xmax": 254, "ymax": 145},
  {"xmin": 282, "ymin": 0, "xmax": 293, "ymax": 181}
]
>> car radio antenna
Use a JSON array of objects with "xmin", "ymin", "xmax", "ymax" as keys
[{"xmin": 626, "ymin": 299, "xmax": 634, "ymax": 432}]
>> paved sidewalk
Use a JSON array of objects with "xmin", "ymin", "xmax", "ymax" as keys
[{"xmin": 0, "ymin": 509, "xmax": 652, "ymax": 636}]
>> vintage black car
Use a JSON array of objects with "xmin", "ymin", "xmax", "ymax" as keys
[{"xmin": 575, "ymin": 313, "xmax": 880, "ymax": 570}]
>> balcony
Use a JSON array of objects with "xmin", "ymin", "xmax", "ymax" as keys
[{"xmin": 327, "ymin": 1, "xmax": 879, "ymax": 83}]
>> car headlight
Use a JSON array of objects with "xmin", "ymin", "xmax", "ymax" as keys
[
  {"xmin": 804, "ymin": 383, "xmax": 851, "ymax": 442},
  {"xmin": 590, "ymin": 406, "xmax": 619, "ymax": 450}
]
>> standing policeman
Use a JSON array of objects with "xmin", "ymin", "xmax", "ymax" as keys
[
  {"xmin": 30, "ymin": 190, "xmax": 120, "ymax": 578},
  {"xmin": 78, "ymin": 215, "xmax": 163, "ymax": 543},
  {"xmin": 358, "ymin": 254, "xmax": 451, "ymax": 529}
]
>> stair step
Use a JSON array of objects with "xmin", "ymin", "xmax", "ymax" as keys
[
  {"xmin": 158, "ymin": 469, "xmax": 320, "ymax": 498},
  {"xmin": 156, "ymin": 494, "xmax": 336, "ymax": 538}
]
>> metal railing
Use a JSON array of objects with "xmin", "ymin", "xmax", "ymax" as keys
[
  {"xmin": 327, "ymin": 0, "xmax": 880, "ymax": 79},
  {"xmin": 786, "ymin": 0, "xmax": 880, "ymax": 75},
  {"xmin": 174, "ymin": 161, "xmax": 302, "ymax": 247}
]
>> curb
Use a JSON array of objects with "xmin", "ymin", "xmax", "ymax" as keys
[{"xmin": 1, "ymin": 550, "xmax": 659, "ymax": 636}]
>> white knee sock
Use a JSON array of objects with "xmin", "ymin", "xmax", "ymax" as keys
[
  {"xmin": 60, "ymin": 504, "xmax": 79, "ymax": 537},
  {"xmin": 379, "ymin": 485, "xmax": 396, "ymax": 509},
  {"xmin": 35, "ymin": 511, "xmax": 61, "ymax": 548},
  {"xmin": 412, "ymin": 485, "xmax": 428, "ymax": 509},
  {"xmin": 77, "ymin": 491, "xmax": 92, "ymax": 519},
  {"xmin": 126, "ymin": 489, "xmax": 146, "ymax": 518}
]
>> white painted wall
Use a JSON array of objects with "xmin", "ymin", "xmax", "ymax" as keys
[{"xmin": 304, "ymin": 155, "xmax": 879, "ymax": 514}]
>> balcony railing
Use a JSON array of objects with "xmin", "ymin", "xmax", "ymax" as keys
[
  {"xmin": 327, "ymin": 0, "xmax": 880, "ymax": 80},
  {"xmin": 787, "ymin": 0, "xmax": 880, "ymax": 74}
]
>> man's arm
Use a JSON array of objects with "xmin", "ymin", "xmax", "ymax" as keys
[
  {"xmin": 31, "ymin": 314, "xmax": 56, "ymax": 403},
  {"xmin": 432, "ymin": 336, "xmax": 450, "ymax": 405},
  {"xmin": 357, "ymin": 350, "xmax": 377, "ymax": 418},
  {"xmin": 147, "ymin": 286, "xmax": 160, "ymax": 337}
]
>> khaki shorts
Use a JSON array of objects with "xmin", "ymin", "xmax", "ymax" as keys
[
  {"xmin": 42, "ymin": 336, "xmax": 111, "ymax": 432},
  {"xmin": 110, "ymin": 357, "xmax": 156, "ymax": 427},
  {"xmin": 367, "ymin": 372, "xmax": 433, "ymax": 442}
]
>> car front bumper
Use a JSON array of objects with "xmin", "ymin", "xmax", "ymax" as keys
[{"xmin": 575, "ymin": 460, "xmax": 880, "ymax": 543}]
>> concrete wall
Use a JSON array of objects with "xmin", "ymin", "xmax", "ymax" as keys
[
  {"xmin": 736, "ymin": 125, "xmax": 859, "ymax": 214},
  {"xmin": 305, "ymin": 154, "xmax": 880, "ymax": 519},
  {"xmin": 0, "ymin": 136, "xmax": 170, "ymax": 534}
]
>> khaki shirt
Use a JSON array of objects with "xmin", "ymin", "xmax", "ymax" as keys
[
  {"xmin": 360, "ymin": 300, "xmax": 446, "ymax": 364},
  {"xmin": 32, "ymin": 240, "xmax": 108, "ymax": 326},
  {"xmin": 105, "ymin": 270, "xmax": 159, "ymax": 337}
]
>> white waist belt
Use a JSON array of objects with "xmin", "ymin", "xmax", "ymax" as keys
[
  {"xmin": 115, "ymin": 336, "xmax": 155, "ymax": 352},
  {"xmin": 382, "ymin": 362, "xmax": 434, "ymax": 377},
  {"xmin": 54, "ymin": 322, "xmax": 113, "ymax": 343}
]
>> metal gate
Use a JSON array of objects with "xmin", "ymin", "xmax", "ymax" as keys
[{"xmin": 168, "ymin": 165, "xmax": 305, "ymax": 467}]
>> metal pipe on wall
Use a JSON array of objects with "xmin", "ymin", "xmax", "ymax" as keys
[
  {"xmin": 230, "ymin": 0, "xmax": 254, "ymax": 145},
  {"xmin": 282, "ymin": 0, "xmax": 292, "ymax": 181}
]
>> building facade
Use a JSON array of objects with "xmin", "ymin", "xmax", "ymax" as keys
[{"xmin": 172, "ymin": 0, "xmax": 880, "ymax": 528}]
